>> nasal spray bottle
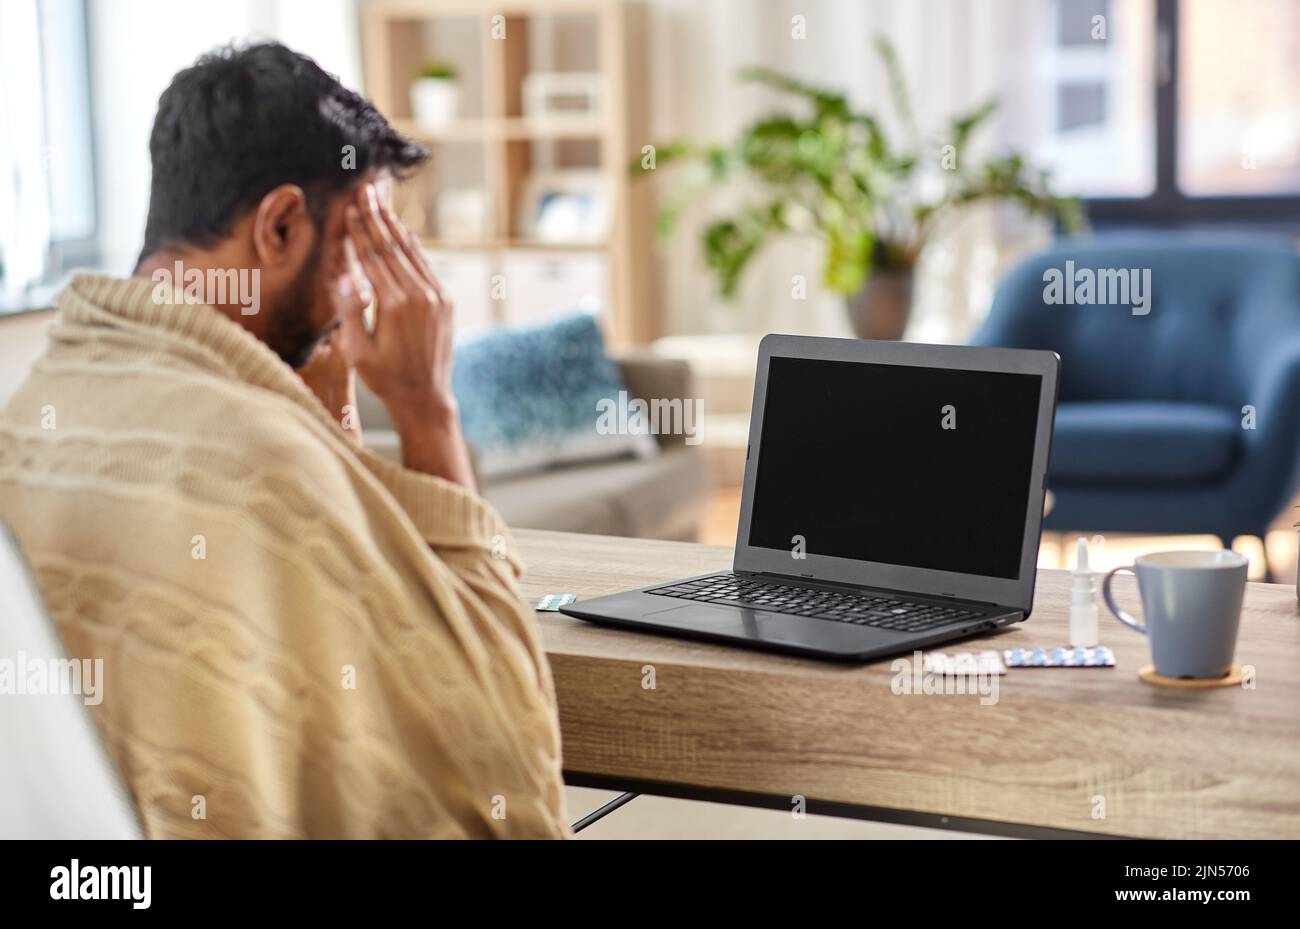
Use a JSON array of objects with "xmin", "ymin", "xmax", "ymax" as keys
[{"xmin": 1069, "ymin": 537, "xmax": 1099, "ymax": 648}]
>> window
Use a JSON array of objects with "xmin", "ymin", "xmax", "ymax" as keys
[
  {"xmin": 1019, "ymin": 0, "xmax": 1299, "ymax": 225},
  {"xmin": 0, "ymin": 0, "xmax": 97, "ymax": 312},
  {"xmin": 1011, "ymin": 0, "xmax": 1156, "ymax": 199},
  {"xmin": 1177, "ymin": 0, "xmax": 1300, "ymax": 196}
]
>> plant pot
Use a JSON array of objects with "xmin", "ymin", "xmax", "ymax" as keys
[
  {"xmin": 410, "ymin": 78, "xmax": 459, "ymax": 133},
  {"xmin": 846, "ymin": 269, "xmax": 914, "ymax": 340}
]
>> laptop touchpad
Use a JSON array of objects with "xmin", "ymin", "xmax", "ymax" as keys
[
  {"xmin": 646, "ymin": 604, "xmax": 834, "ymax": 646},
  {"xmin": 645, "ymin": 604, "xmax": 758, "ymax": 631}
]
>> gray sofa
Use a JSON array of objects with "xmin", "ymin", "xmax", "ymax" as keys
[{"xmin": 354, "ymin": 353, "xmax": 712, "ymax": 540}]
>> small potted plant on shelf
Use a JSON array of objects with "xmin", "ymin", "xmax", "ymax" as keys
[
  {"xmin": 637, "ymin": 37, "xmax": 1085, "ymax": 340},
  {"xmin": 410, "ymin": 60, "xmax": 459, "ymax": 133}
]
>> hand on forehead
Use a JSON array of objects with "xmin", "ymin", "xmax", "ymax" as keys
[{"xmin": 352, "ymin": 174, "xmax": 393, "ymax": 211}]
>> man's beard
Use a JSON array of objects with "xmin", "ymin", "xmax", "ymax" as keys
[{"xmin": 267, "ymin": 240, "xmax": 330, "ymax": 370}]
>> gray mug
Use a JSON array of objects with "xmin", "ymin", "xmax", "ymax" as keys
[{"xmin": 1102, "ymin": 550, "xmax": 1247, "ymax": 680}]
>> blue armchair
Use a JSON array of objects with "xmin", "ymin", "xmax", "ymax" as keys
[{"xmin": 971, "ymin": 237, "xmax": 1300, "ymax": 551}]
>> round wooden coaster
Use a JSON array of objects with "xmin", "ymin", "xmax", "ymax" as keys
[{"xmin": 1138, "ymin": 664, "xmax": 1245, "ymax": 688}]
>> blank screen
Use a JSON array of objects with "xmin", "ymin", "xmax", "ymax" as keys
[{"xmin": 747, "ymin": 356, "xmax": 1043, "ymax": 579}]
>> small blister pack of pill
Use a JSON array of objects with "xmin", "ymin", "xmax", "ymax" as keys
[
  {"xmin": 535, "ymin": 593, "xmax": 577, "ymax": 612},
  {"xmin": 923, "ymin": 649, "xmax": 1007, "ymax": 676},
  {"xmin": 1003, "ymin": 646, "xmax": 1115, "ymax": 668}
]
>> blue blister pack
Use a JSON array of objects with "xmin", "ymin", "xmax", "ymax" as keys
[{"xmin": 1004, "ymin": 646, "xmax": 1115, "ymax": 668}]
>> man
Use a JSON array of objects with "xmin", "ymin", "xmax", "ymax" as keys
[{"xmin": 0, "ymin": 43, "xmax": 568, "ymax": 838}]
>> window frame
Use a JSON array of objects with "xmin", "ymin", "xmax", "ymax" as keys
[
  {"xmin": 1085, "ymin": 0, "xmax": 1300, "ymax": 227},
  {"xmin": 0, "ymin": 0, "xmax": 99, "ymax": 315}
]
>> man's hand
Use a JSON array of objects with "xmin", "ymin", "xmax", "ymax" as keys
[
  {"xmin": 298, "ymin": 328, "xmax": 363, "ymax": 446},
  {"xmin": 336, "ymin": 183, "xmax": 477, "ymax": 491}
]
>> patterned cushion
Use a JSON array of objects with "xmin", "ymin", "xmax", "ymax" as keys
[{"xmin": 452, "ymin": 313, "xmax": 658, "ymax": 480}]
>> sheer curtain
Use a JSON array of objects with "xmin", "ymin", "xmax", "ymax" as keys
[
  {"xmin": 640, "ymin": 0, "xmax": 1057, "ymax": 343},
  {"xmin": 0, "ymin": 0, "xmax": 54, "ymax": 301},
  {"xmin": 0, "ymin": 0, "xmax": 97, "ymax": 307}
]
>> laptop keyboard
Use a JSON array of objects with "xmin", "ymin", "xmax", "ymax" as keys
[{"xmin": 645, "ymin": 574, "xmax": 985, "ymax": 632}]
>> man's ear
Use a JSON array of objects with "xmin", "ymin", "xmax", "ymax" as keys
[{"xmin": 251, "ymin": 184, "xmax": 312, "ymax": 267}]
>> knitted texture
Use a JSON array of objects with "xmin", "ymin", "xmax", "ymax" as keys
[{"xmin": 0, "ymin": 273, "xmax": 569, "ymax": 838}]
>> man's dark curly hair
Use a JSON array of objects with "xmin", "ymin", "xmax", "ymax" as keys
[{"xmin": 138, "ymin": 41, "xmax": 427, "ymax": 264}]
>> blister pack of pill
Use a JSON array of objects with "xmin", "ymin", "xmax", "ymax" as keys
[
  {"xmin": 1003, "ymin": 646, "xmax": 1115, "ymax": 668},
  {"xmin": 923, "ymin": 649, "xmax": 1007, "ymax": 676},
  {"xmin": 536, "ymin": 593, "xmax": 577, "ymax": 612}
]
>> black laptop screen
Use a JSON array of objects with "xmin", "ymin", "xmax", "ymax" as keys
[{"xmin": 747, "ymin": 356, "xmax": 1043, "ymax": 580}]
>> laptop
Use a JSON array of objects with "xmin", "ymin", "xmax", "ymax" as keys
[{"xmin": 562, "ymin": 334, "xmax": 1060, "ymax": 661}]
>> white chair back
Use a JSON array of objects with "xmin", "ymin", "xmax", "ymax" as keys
[{"xmin": 0, "ymin": 522, "xmax": 142, "ymax": 838}]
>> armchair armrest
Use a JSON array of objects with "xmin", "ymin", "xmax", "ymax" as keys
[{"xmin": 615, "ymin": 352, "xmax": 698, "ymax": 451}]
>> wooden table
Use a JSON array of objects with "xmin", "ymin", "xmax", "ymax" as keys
[{"xmin": 514, "ymin": 529, "xmax": 1300, "ymax": 839}]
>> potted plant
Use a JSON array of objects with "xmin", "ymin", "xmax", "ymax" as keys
[
  {"xmin": 410, "ymin": 60, "xmax": 459, "ymax": 133},
  {"xmin": 638, "ymin": 37, "xmax": 1085, "ymax": 340}
]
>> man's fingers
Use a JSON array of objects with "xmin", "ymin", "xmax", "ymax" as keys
[
  {"xmin": 345, "ymin": 205, "xmax": 402, "ymax": 305},
  {"xmin": 335, "ymin": 295, "xmax": 370, "ymax": 366},
  {"xmin": 342, "ymin": 233, "xmax": 372, "ymax": 320},
  {"xmin": 378, "ymin": 201, "xmax": 445, "ymax": 298},
  {"xmin": 334, "ymin": 237, "xmax": 374, "ymax": 365},
  {"xmin": 357, "ymin": 184, "xmax": 423, "ymax": 293}
]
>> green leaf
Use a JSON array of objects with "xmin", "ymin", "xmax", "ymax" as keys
[
  {"xmin": 873, "ymin": 35, "xmax": 919, "ymax": 147},
  {"xmin": 947, "ymin": 98, "xmax": 998, "ymax": 152},
  {"xmin": 823, "ymin": 226, "xmax": 873, "ymax": 295},
  {"xmin": 635, "ymin": 55, "xmax": 1080, "ymax": 302},
  {"xmin": 738, "ymin": 66, "xmax": 850, "ymax": 120}
]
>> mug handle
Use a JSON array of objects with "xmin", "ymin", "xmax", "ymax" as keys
[{"xmin": 1102, "ymin": 565, "xmax": 1146, "ymax": 635}]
